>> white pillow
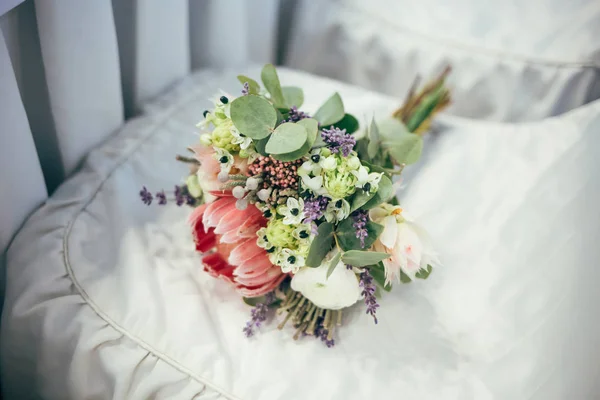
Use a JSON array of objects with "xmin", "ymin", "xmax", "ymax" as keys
[{"xmin": 287, "ymin": 0, "xmax": 600, "ymax": 122}]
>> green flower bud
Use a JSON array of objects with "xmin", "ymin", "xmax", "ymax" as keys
[
  {"xmin": 265, "ymin": 218, "xmax": 297, "ymax": 249},
  {"xmin": 323, "ymin": 168, "xmax": 357, "ymax": 198},
  {"xmin": 186, "ymin": 175, "xmax": 203, "ymax": 198},
  {"xmin": 210, "ymin": 119, "xmax": 240, "ymax": 152}
]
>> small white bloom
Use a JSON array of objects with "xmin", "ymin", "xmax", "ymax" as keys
[
  {"xmin": 256, "ymin": 227, "xmax": 272, "ymax": 249},
  {"xmin": 291, "ymin": 254, "xmax": 361, "ymax": 310},
  {"xmin": 300, "ymin": 175, "xmax": 327, "ymax": 196},
  {"xmin": 214, "ymin": 147, "xmax": 234, "ymax": 175},
  {"xmin": 352, "ymin": 166, "xmax": 383, "ymax": 193},
  {"xmin": 278, "ymin": 248, "xmax": 304, "ymax": 273},
  {"xmin": 321, "ymin": 155, "xmax": 337, "ymax": 171},
  {"xmin": 324, "ymin": 198, "xmax": 350, "ymax": 223},
  {"xmin": 232, "ymin": 186, "xmax": 246, "ymax": 199},
  {"xmin": 231, "ymin": 128, "xmax": 253, "ymax": 149},
  {"xmin": 347, "ymin": 155, "xmax": 361, "ymax": 170},
  {"xmin": 245, "ymin": 177, "xmax": 259, "ymax": 191},
  {"xmin": 293, "ymin": 224, "xmax": 312, "ymax": 242},
  {"xmin": 257, "ymin": 188, "xmax": 272, "ymax": 201},
  {"xmin": 277, "ymin": 197, "xmax": 305, "ymax": 225}
]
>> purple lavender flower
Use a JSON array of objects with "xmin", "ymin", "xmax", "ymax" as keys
[
  {"xmin": 360, "ymin": 269, "xmax": 379, "ymax": 324},
  {"xmin": 315, "ymin": 325, "xmax": 335, "ymax": 348},
  {"xmin": 155, "ymin": 190, "xmax": 167, "ymax": 205},
  {"xmin": 139, "ymin": 186, "xmax": 153, "ymax": 205},
  {"xmin": 302, "ymin": 196, "xmax": 329, "ymax": 234},
  {"xmin": 174, "ymin": 185, "xmax": 187, "ymax": 206},
  {"xmin": 241, "ymin": 82, "xmax": 250, "ymax": 96},
  {"xmin": 286, "ymin": 106, "xmax": 310, "ymax": 122},
  {"xmin": 352, "ymin": 210, "xmax": 369, "ymax": 248},
  {"xmin": 320, "ymin": 127, "xmax": 356, "ymax": 157},
  {"xmin": 243, "ymin": 294, "xmax": 274, "ymax": 337}
]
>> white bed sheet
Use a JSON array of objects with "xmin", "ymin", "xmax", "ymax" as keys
[{"xmin": 2, "ymin": 67, "xmax": 599, "ymax": 399}]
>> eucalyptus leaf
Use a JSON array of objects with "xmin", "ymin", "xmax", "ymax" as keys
[
  {"xmin": 306, "ymin": 222, "xmax": 335, "ymax": 267},
  {"xmin": 326, "ymin": 251, "xmax": 342, "ymax": 279},
  {"xmin": 312, "ymin": 134, "xmax": 326, "ymax": 148},
  {"xmin": 377, "ymin": 117, "xmax": 410, "ymax": 140},
  {"xmin": 243, "ymin": 295, "xmax": 267, "ymax": 306},
  {"xmin": 237, "ymin": 75, "xmax": 260, "ymax": 95},
  {"xmin": 367, "ymin": 118, "xmax": 380, "ymax": 160},
  {"xmin": 254, "ymin": 137, "xmax": 269, "ymax": 156},
  {"xmin": 296, "ymin": 118, "xmax": 318, "ymax": 147},
  {"xmin": 342, "ymin": 250, "xmax": 390, "ymax": 267},
  {"xmin": 313, "ymin": 92, "xmax": 345, "ymax": 126},
  {"xmin": 282, "ymin": 86, "xmax": 304, "ymax": 108},
  {"xmin": 261, "ymin": 64, "xmax": 286, "ymax": 107},
  {"xmin": 355, "ymin": 137, "xmax": 369, "ymax": 161},
  {"xmin": 331, "ymin": 113, "xmax": 359, "ymax": 134},
  {"xmin": 273, "ymin": 118, "xmax": 319, "ymax": 161},
  {"xmin": 230, "ymin": 95, "xmax": 277, "ymax": 139},
  {"xmin": 362, "ymin": 175, "xmax": 394, "ymax": 210},
  {"xmin": 415, "ymin": 264, "xmax": 433, "ymax": 279},
  {"xmin": 360, "ymin": 160, "xmax": 396, "ymax": 174},
  {"xmin": 350, "ymin": 189, "xmax": 376, "ymax": 212},
  {"xmin": 266, "ymin": 123, "xmax": 308, "ymax": 155},
  {"xmin": 369, "ymin": 262, "xmax": 392, "ymax": 291},
  {"xmin": 400, "ymin": 270, "xmax": 412, "ymax": 283},
  {"xmin": 383, "ymin": 133, "xmax": 423, "ymax": 165},
  {"xmin": 336, "ymin": 218, "xmax": 383, "ymax": 251}
]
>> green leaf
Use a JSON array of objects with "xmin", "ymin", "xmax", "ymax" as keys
[
  {"xmin": 265, "ymin": 123, "xmax": 308, "ymax": 155},
  {"xmin": 336, "ymin": 218, "xmax": 383, "ymax": 251},
  {"xmin": 326, "ymin": 251, "xmax": 342, "ymax": 279},
  {"xmin": 377, "ymin": 117, "xmax": 410, "ymax": 139},
  {"xmin": 237, "ymin": 75, "xmax": 260, "ymax": 95},
  {"xmin": 312, "ymin": 134, "xmax": 326, "ymax": 148},
  {"xmin": 369, "ymin": 262, "xmax": 392, "ymax": 291},
  {"xmin": 306, "ymin": 222, "xmax": 335, "ymax": 267},
  {"xmin": 254, "ymin": 137, "xmax": 269, "ymax": 156},
  {"xmin": 243, "ymin": 295, "xmax": 267, "ymax": 306},
  {"xmin": 350, "ymin": 189, "xmax": 376, "ymax": 212},
  {"xmin": 331, "ymin": 113, "xmax": 359, "ymax": 134},
  {"xmin": 355, "ymin": 137, "xmax": 369, "ymax": 161},
  {"xmin": 367, "ymin": 118, "xmax": 380, "ymax": 160},
  {"xmin": 383, "ymin": 133, "xmax": 423, "ymax": 165},
  {"xmin": 296, "ymin": 118, "xmax": 318, "ymax": 147},
  {"xmin": 282, "ymin": 86, "xmax": 304, "ymax": 108},
  {"xmin": 313, "ymin": 92, "xmax": 345, "ymax": 126},
  {"xmin": 415, "ymin": 264, "xmax": 433, "ymax": 280},
  {"xmin": 342, "ymin": 250, "xmax": 390, "ymax": 267},
  {"xmin": 362, "ymin": 175, "xmax": 394, "ymax": 210},
  {"xmin": 272, "ymin": 118, "xmax": 318, "ymax": 161},
  {"xmin": 261, "ymin": 64, "xmax": 286, "ymax": 107},
  {"xmin": 360, "ymin": 160, "xmax": 396, "ymax": 174},
  {"xmin": 400, "ymin": 270, "xmax": 412, "ymax": 283},
  {"xmin": 406, "ymin": 85, "xmax": 445, "ymax": 132},
  {"xmin": 230, "ymin": 95, "xmax": 277, "ymax": 139}
]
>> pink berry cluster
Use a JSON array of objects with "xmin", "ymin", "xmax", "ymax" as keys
[{"xmin": 248, "ymin": 156, "xmax": 303, "ymax": 190}]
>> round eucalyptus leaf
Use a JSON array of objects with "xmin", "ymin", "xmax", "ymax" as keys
[
  {"xmin": 230, "ymin": 95, "xmax": 277, "ymax": 139},
  {"xmin": 313, "ymin": 92, "xmax": 345, "ymax": 126},
  {"xmin": 265, "ymin": 123, "xmax": 307, "ymax": 155},
  {"xmin": 282, "ymin": 86, "xmax": 304, "ymax": 108}
]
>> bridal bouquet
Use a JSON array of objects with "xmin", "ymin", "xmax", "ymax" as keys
[{"xmin": 140, "ymin": 64, "xmax": 450, "ymax": 346}]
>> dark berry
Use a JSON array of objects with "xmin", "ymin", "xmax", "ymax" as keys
[
  {"xmin": 203, "ymin": 110, "xmax": 209, "ymax": 118},
  {"xmin": 290, "ymin": 208, "xmax": 299, "ymax": 216},
  {"xmin": 363, "ymin": 182, "xmax": 371, "ymax": 192},
  {"xmin": 287, "ymin": 256, "xmax": 296, "ymax": 264},
  {"xmin": 335, "ymin": 199, "xmax": 343, "ymax": 208},
  {"xmin": 299, "ymin": 231, "xmax": 309, "ymax": 239},
  {"xmin": 311, "ymin": 154, "xmax": 320, "ymax": 163},
  {"xmin": 220, "ymin": 96, "xmax": 228, "ymax": 104},
  {"xmin": 219, "ymin": 156, "xmax": 229, "ymax": 163},
  {"xmin": 263, "ymin": 210, "xmax": 272, "ymax": 218},
  {"xmin": 266, "ymin": 247, "xmax": 275, "ymax": 253}
]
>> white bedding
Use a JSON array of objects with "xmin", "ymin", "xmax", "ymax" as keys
[{"xmin": 2, "ymin": 67, "xmax": 599, "ymax": 399}]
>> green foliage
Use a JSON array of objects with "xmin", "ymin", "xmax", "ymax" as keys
[
  {"xmin": 383, "ymin": 133, "xmax": 423, "ymax": 165},
  {"xmin": 330, "ymin": 113, "xmax": 359, "ymax": 134},
  {"xmin": 326, "ymin": 251, "xmax": 342, "ymax": 279},
  {"xmin": 342, "ymin": 250, "xmax": 389, "ymax": 267},
  {"xmin": 282, "ymin": 86, "xmax": 304, "ymax": 108},
  {"xmin": 415, "ymin": 264, "xmax": 433, "ymax": 279},
  {"xmin": 400, "ymin": 270, "xmax": 412, "ymax": 283},
  {"xmin": 406, "ymin": 84, "xmax": 445, "ymax": 132},
  {"xmin": 230, "ymin": 95, "xmax": 277, "ymax": 139},
  {"xmin": 350, "ymin": 188, "xmax": 376, "ymax": 212},
  {"xmin": 261, "ymin": 64, "xmax": 286, "ymax": 107},
  {"xmin": 254, "ymin": 137, "xmax": 269, "ymax": 156},
  {"xmin": 265, "ymin": 123, "xmax": 307, "ymax": 155},
  {"xmin": 361, "ymin": 175, "xmax": 394, "ymax": 210},
  {"xmin": 272, "ymin": 118, "xmax": 318, "ymax": 161},
  {"xmin": 313, "ymin": 92, "xmax": 345, "ymax": 126},
  {"xmin": 336, "ymin": 218, "xmax": 383, "ymax": 251},
  {"xmin": 243, "ymin": 295, "xmax": 267, "ymax": 306},
  {"xmin": 367, "ymin": 118, "xmax": 380, "ymax": 160},
  {"xmin": 237, "ymin": 75, "xmax": 260, "ymax": 95},
  {"xmin": 369, "ymin": 262, "xmax": 392, "ymax": 291},
  {"xmin": 306, "ymin": 222, "xmax": 335, "ymax": 267}
]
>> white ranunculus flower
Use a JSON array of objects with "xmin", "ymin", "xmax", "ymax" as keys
[
  {"xmin": 291, "ymin": 254, "xmax": 361, "ymax": 310},
  {"xmin": 369, "ymin": 204, "xmax": 441, "ymax": 285}
]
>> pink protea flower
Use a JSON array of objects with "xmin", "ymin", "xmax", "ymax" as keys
[
  {"xmin": 189, "ymin": 143, "xmax": 248, "ymax": 196},
  {"xmin": 189, "ymin": 195, "xmax": 286, "ymax": 297}
]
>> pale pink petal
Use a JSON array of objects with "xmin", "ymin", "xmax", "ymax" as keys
[
  {"xmin": 203, "ymin": 198, "xmax": 236, "ymax": 229},
  {"xmin": 380, "ymin": 216, "xmax": 398, "ymax": 248},
  {"xmin": 228, "ymin": 237, "xmax": 262, "ymax": 265}
]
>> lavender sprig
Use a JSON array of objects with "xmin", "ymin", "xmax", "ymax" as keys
[
  {"xmin": 302, "ymin": 196, "xmax": 329, "ymax": 234},
  {"xmin": 243, "ymin": 292, "xmax": 274, "ymax": 337},
  {"xmin": 156, "ymin": 190, "xmax": 167, "ymax": 205},
  {"xmin": 315, "ymin": 325, "xmax": 335, "ymax": 348},
  {"xmin": 286, "ymin": 106, "xmax": 310, "ymax": 122},
  {"xmin": 241, "ymin": 82, "xmax": 250, "ymax": 96},
  {"xmin": 352, "ymin": 210, "xmax": 369, "ymax": 248},
  {"xmin": 139, "ymin": 186, "xmax": 153, "ymax": 205},
  {"xmin": 321, "ymin": 127, "xmax": 356, "ymax": 157},
  {"xmin": 360, "ymin": 269, "xmax": 379, "ymax": 324}
]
